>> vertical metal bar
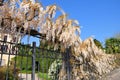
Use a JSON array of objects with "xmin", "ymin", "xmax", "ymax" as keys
[
  {"xmin": 5, "ymin": 46, "xmax": 11, "ymax": 80},
  {"xmin": 46, "ymin": 51, "xmax": 47, "ymax": 80},
  {"xmin": 13, "ymin": 46, "xmax": 18, "ymax": 80},
  {"xmin": 20, "ymin": 46, "xmax": 24, "ymax": 80},
  {"xmin": 38, "ymin": 48, "xmax": 40, "ymax": 80},
  {"xmin": 26, "ymin": 47, "xmax": 28, "ymax": 80},
  {"xmin": 0, "ymin": 41, "xmax": 5, "ymax": 66},
  {"xmin": 42, "ymin": 49, "xmax": 44, "ymax": 79},
  {"xmin": 0, "ymin": 52, "xmax": 3, "ymax": 66},
  {"xmin": 32, "ymin": 42, "xmax": 36, "ymax": 80},
  {"xmin": 0, "ymin": 42, "xmax": 3, "ymax": 66},
  {"xmin": 66, "ymin": 48, "xmax": 71, "ymax": 80},
  {"xmin": 47, "ymin": 54, "xmax": 48, "ymax": 80},
  {"xmin": 5, "ymin": 56, "xmax": 10, "ymax": 80}
]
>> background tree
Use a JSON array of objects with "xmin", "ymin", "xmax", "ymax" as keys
[
  {"xmin": 105, "ymin": 38, "xmax": 120, "ymax": 53},
  {"xmin": 94, "ymin": 39, "xmax": 103, "ymax": 49}
]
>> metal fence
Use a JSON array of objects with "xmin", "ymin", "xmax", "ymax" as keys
[{"xmin": 0, "ymin": 40, "xmax": 71, "ymax": 80}]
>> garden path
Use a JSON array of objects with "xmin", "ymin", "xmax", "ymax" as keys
[
  {"xmin": 19, "ymin": 73, "xmax": 42, "ymax": 80},
  {"xmin": 100, "ymin": 68, "xmax": 120, "ymax": 80}
]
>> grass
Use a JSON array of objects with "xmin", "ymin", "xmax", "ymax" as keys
[
  {"xmin": 20, "ymin": 70, "xmax": 32, "ymax": 74},
  {"xmin": 20, "ymin": 70, "xmax": 51, "ymax": 80},
  {"xmin": 38, "ymin": 72, "xmax": 51, "ymax": 80},
  {"xmin": 20, "ymin": 70, "xmax": 41, "ymax": 74}
]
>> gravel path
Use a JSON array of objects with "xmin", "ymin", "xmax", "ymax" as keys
[
  {"xmin": 100, "ymin": 68, "xmax": 120, "ymax": 80},
  {"xmin": 19, "ymin": 73, "xmax": 42, "ymax": 80}
]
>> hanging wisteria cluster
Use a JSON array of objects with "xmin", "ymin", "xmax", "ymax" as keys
[{"xmin": 0, "ymin": 0, "xmax": 81, "ymax": 50}]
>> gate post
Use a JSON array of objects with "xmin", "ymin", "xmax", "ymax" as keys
[
  {"xmin": 66, "ymin": 47, "xmax": 71, "ymax": 80},
  {"xmin": 32, "ymin": 42, "xmax": 36, "ymax": 80}
]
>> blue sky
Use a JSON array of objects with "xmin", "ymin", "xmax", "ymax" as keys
[{"xmin": 21, "ymin": 0, "xmax": 120, "ymax": 46}]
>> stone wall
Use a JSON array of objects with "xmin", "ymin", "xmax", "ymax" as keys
[{"xmin": 59, "ymin": 37, "xmax": 116, "ymax": 80}]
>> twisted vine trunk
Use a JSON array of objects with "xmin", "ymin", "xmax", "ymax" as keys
[{"xmin": 58, "ymin": 60, "xmax": 67, "ymax": 80}]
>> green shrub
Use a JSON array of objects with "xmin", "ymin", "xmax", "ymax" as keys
[
  {"xmin": 0, "ymin": 66, "xmax": 20, "ymax": 80},
  {"xmin": 94, "ymin": 39, "xmax": 103, "ymax": 49},
  {"xmin": 0, "ymin": 67, "xmax": 6, "ymax": 80},
  {"xmin": 12, "ymin": 56, "xmax": 32, "ymax": 71},
  {"xmin": 48, "ymin": 59, "xmax": 62, "ymax": 80},
  {"xmin": 105, "ymin": 38, "xmax": 120, "ymax": 53}
]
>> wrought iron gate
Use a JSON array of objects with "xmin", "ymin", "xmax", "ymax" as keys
[{"xmin": 0, "ymin": 39, "xmax": 71, "ymax": 80}]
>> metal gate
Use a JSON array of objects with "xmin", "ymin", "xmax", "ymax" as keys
[{"xmin": 0, "ymin": 39, "xmax": 71, "ymax": 80}]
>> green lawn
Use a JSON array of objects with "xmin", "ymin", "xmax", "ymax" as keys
[
  {"xmin": 20, "ymin": 70, "xmax": 52, "ymax": 80},
  {"xmin": 37, "ymin": 72, "xmax": 51, "ymax": 80},
  {"xmin": 20, "ymin": 70, "xmax": 41, "ymax": 74},
  {"xmin": 20, "ymin": 70, "xmax": 32, "ymax": 74}
]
